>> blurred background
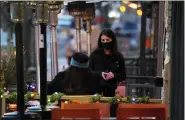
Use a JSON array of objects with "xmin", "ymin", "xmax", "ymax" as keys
[
  {"xmin": 0, "ymin": 1, "xmax": 183, "ymax": 118},
  {"xmin": 1, "ymin": 1, "xmax": 152, "ymax": 81},
  {"xmin": 0, "ymin": 1, "xmax": 156, "ymax": 95}
]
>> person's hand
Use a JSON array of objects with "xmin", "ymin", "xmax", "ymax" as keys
[
  {"xmin": 106, "ymin": 72, "xmax": 114, "ymax": 80},
  {"xmin": 101, "ymin": 72, "xmax": 109, "ymax": 80}
]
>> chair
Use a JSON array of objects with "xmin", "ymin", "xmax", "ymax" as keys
[
  {"xmin": 117, "ymin": 104, "xmax": 167, "ymax": 120},
  {"xmin": 52, "ymin": 108, "xmax": 101, "ymax": 120}
]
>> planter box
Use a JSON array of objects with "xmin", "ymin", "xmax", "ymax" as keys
[
  {"xmin": 117, "ymin": 104, "xmax": 168, "ymax": 120},
  {"xmin": 62, "ymin": 103, "xmax": 110, "ymax": 117}
]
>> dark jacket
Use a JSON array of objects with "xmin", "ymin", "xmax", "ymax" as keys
[
  {"xmin": 89, "ymin": 48, "xmax": 126, "ymax": 89},
  {"xmin": 47, "ymin": 70, "xmax": 95, "ymax": 95},
  {"xmin": 47, "ymin": 71, "xmax": 65, "ymax": 95}
]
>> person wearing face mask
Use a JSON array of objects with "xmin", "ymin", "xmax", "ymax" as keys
[{"xmin": 89, "ymin": 28, "xmax": 126, "ymax": 97}]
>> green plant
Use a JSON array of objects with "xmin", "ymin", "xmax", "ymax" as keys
[
  {"xmin": 137, "ymin": 96, "xmax": 150, "ymax": 103},
  {"xmin": 110, "ymin": 95, "xmax": 122, "ymax": 104},
  {"xmin": 126, "ymin": 96, "xmax": 131, "ymax": 103},
  {"xmin": 109, "ymin": 96, "xmax": 150, "ymax": 104},
  {"xmin": 24, "ymin": 91, "xmax": 36, "ymax": 101},
  {"xmin": 1, "ymin": 48, "xmax": 35, "ymax": 89},
  {"xmin": 0, "ymin": 88, "xmax": 4, "ymax": 98},
  {"xmin": 49, "ymin": 92, "xmax": 65, "ymax": 103},
  {"xmin": 89, "ymin": 93, "xmax": 101, "ymax": 103},
  {"xmin": 7, "ymin": 92, "xmax": 17, "ymax": 103},
  {"xmin": 1, "ymin": 49, "xmax": 17, "ymax": 86}
]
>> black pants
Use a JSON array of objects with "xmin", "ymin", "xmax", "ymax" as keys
[{"xmin": 98, "ymin": 85, "xmax": 116, "ymax": 97}]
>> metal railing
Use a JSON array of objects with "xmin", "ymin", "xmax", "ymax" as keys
[
  {"xmin": 125, "ymin": 75, "xmax": 163, "ymax": 99},
  {"xmin": 125, "ymin": 57, "xmax": 157, "ymax": 76},
  {"xmin": 124, "ymin": 58, "xmax": 159, "ymax": 98}
]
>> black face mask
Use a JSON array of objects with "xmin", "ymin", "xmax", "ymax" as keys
[{"xmin": 101, "ymin": 42, "xmax": 113, "ymax": 50}]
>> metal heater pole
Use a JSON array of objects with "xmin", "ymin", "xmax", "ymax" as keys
[
  {"xmin": 86, "ymin": 20, "xmax": 92, "ymax": 56},
  {"xmin": 40, "ymin": 23, "xmax": 47, "ymax": 110},
  {"xmin": 32, "ymin": 8, "xmax": 41, "ymax": 94},
  {"xmin": 48, "ymin": 2, "xmax": 63, "ymax": 79},
  {"xmin": 35, "ymin": 24, "xmax": 41, "ymax": 94},
  {"xmin": 87, "ymin": 30, "xmax": 91, "ymax": 55},
  {"xmin": 82, "ymin": 3, "xmax": 95, "ymax": 56},
  {"xmin": 36, "ymin": 2, "xmax": 48, "ymax": 112},
  {"xmin": 10, "ymin": 2, "xmax": 24, "ymax": 120},
  {"xmin": 26, "ymin": 1, "xmax": 41, "ymax": 95},
  {"xmin": 75, "ymin": 16, "xmax": 81, "ymax": 52},
  {"xmin": 67, "ymin": 1, "xmax": 86, "ymax": 52},
  {"xmin": 49, "ymin": 26, "xmax": 58, "ymax": 79}
]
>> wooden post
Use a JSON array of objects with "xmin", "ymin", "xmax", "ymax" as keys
[{"xmin": 170, "ymin": 1, "xmax": 184, "ymax": 120}]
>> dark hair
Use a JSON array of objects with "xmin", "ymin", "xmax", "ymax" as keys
[
  {"xmin": 98, "ymin": 28, "xmax": 119, "ymax": 54},
  {"xmin": 67, "ymin": 56, "xmax": 72, "ymax": 66},
  {"xmin": 62, "ymin": 52, "xmax": 90, "ymax": 94}
]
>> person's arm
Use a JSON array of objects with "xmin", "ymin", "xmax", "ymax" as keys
[
  {"xmin": 89, "ymin": 53, "xmax": 102, "ymax": 77},
  {"xmin": 113, "ymin": 55, "xmax": 126, "ymax": 82}
]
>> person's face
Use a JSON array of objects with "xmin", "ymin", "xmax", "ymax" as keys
[
  {"xmin": 101, "ymin": 35, "xmax": 112, "ymax": 43},
  {"xmin": 100, "ymin": 35, "xmax": 113, "ymax": 50}
]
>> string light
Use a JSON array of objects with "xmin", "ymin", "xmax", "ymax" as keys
[
  {"xmin": 120, "ymin": 5, "xmax": 126, "ymax": 13},
  {"xmin": 137, "ymin": 9, "xmax": 142, "ymax": 16},
  {"xmin": 132, "ymin": 98, "xmax": 136, "ymax": 102},
  {"xmin": 122, "ymin": 1, "xmax": 129, "ymax": 4},
  {"xmin": 128, "ymin": 3, "xmax": 138, "ymax": 9},
  {"xmin": 31, "ymin": 93, "xmax": 35, "ymax": 97}
]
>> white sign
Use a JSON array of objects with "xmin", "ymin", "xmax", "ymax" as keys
[{"xmin": 39, "ymin": 34, "xmax": 44, "ymax": 48}]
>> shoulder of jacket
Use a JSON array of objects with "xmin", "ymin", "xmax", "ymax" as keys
[
  {"xmin": 56, "ymin": 71, "xmax": 67, "ymax": 77},
  {"xmin": 114, "ymin": 52, "xmax": 124, "ymax": 59},
  {"xmin": 91, "ymin": 48, "xmax": 103, "ymax": 55}
]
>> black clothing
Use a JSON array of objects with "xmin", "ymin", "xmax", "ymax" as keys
[
  {"xmin": 47, "ymin": 70, "xmax": 95, "ymax": 95},
  {"xmin": 47, "ymin": 71, "xmax": 65, "ymax": 95},
  {"xmin": 89, "ymin": 48, "xmax": 126, "ymax": 97}
]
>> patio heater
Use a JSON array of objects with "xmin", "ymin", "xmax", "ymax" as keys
[
  {"xmin": 67, "ymin": 1, "xmax": 86, "ymax": 52},
  {"xmin": 26, "ymin": 1, "xmax": 41, "ymax": 94},
  {"xmin": 10, "ymin": 2, "xmax": 25, "ymax": 119},
  {"xmin": 35, "ymin": 2, "xmax": 48, "ymax": 113},
  {"xmin": 24, "ymin": 2, "xmax": 51, "ymax": 119},
  {"xmin": 82, "ymin": 3, "xmax": 95, "ymax": 56},
  {"xmin": 25, "ymin": 2, "xmax": 59, "ymax": 119},
  {"xmin": 48, "ymin": 1, "xmax": 64, "ymax": 79}
]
